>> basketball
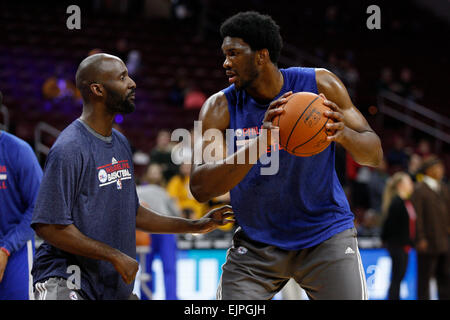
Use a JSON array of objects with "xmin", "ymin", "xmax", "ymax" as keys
[{"xmin": 272, "ymin": 92, "xmax": 334, "ymax": 157}]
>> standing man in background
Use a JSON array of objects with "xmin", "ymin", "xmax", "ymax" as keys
[
  {"xmin": 0, "ymin": 91, "xmax": 43, "ymax": 299},
  {"xmin": 411, "ymin": 155, "xmax": 450, "ymax": 300}
]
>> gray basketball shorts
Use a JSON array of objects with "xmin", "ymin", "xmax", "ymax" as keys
[
  {"xmin": 34, "ymin": 277, "xmax": 140, "ymax": 300},
  {"xmin": 34, "ymin": 277, "xmax": 85, "ymax": 300},
  {"xmin": 217, "ymin": 227, "xmax": 368, "ymax": 300}
]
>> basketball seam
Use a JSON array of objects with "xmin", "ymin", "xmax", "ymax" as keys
[
  {"xmin": 285, "ymin": 96, "xmax": 320, "ymax": 150},
  {"xmin": 292, "ymin": 118, "xmax": 330, "ymax": 152}
]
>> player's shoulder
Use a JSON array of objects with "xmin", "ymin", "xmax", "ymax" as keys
[
  {"xmin": 282, "ymin": 66, "xmax": 317, "ymax": 75},
  {"xmin": 0, "ymin": 131, "xmax": 36, "ymax": 163},
  {"xmin": 314, "ymin": 67, "xmax": 344, "ymax": 87},
  {"xmin": 112, "ymin": 127, "xmax": 128, "ymax": 144},
  {"xmin": 112, "ymin": 128, "xmax": 133, "ymax": 154},
  {"xmin": 198, "ymin": 91, "xmax": 229, "ymax": 129},
  {"xmin": 1, "ymin": 131, "xmax": 32, "ymax": 151}
]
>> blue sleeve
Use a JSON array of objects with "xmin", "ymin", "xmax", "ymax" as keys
[
  {"xmin": 31, "ymin": 143, "xmax": 82, "ymax": 228},
  {"xmin": 1, "ymin": 143, "xmax": 43, "ymax": 255}
]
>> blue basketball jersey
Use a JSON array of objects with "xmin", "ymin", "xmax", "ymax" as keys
[{"xmin": 223, "ymin": 67, "xmax": 354, "ymax": 250}]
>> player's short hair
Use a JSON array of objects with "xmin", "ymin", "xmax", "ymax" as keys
[{"xmin": 220, "ymin": 11, "xmax": 283, "ymax": 64}]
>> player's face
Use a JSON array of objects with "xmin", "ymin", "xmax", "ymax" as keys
[
  {"xmin": 102, "ymin": 60, "xmax": 137, "ymax": 114},
  {"xmin": 222, "ymin": 37, "xmax": 259, "ymax": 90}
]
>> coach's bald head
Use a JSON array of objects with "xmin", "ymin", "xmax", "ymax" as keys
[{"xmin": 76, "ymin": 53, "xmax": 136, "ymax": 114}]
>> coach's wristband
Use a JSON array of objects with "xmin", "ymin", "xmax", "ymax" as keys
[{"xmin": 0, "ymin": 247, "xmax": 10, "ymax": 257}]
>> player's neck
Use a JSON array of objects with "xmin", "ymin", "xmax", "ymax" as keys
[
  {"xmin": 80, "ymin": 104, "xmax": 115, "ymax": 137},
  {"xmin": 246, "ymin": 65, "xmax": 283, "ymax": 104}
]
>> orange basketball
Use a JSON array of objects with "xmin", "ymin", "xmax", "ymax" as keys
[{"xmin": 272, "ymin": 92, "xmax": 334, "ymax": 157}]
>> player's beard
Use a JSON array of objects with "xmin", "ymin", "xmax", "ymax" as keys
[
  {"xmin": 234, "ymin": 62, "xmax": 259, "ymax": 91},
  {"xmin": 104, "ymin": 86, "xmax": 135, "ymax": 114}
]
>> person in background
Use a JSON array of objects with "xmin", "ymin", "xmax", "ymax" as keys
[
  {"xmin": 149, "ymin": 130, "xmax": 179, "ymax": 183},
  {"xmin": 137, "ymin": 163, "xmax": 180, "ymax": 300},
  {"xmin": 411, "ymin": 155, "xmax": 450, "ymax": 300},
  {"xmin": 407, "ymin": 153, "xmax": 422, "ymax": 182},
  {"xmin": 380, "ymin": 172, "xmax": 416, "ymax": 300},
  {"xmin": 167, "ymin": 163, "xmax": 206, "ymax": 220},
  {"xmin": 0, "ymin": 90, "xmax": 43, "ymax": 299}
]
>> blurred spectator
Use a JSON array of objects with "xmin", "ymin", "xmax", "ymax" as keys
[
  {"xmin": 398, "ymin": 67, "xmax": 423, "ymax": 102},
  {"xmin": 149, "ymin": 129, "xmax": 179, "ymax": 182},
  {"xmin": 184, "ymin": 84, "xmax": 206, "ymax": 110},
  {"xmin": 42, "ymin": 65, "xmax": 81, "ymax": 102},
  {"xmin": 167, "ymin": 163, "xmax": 206, "ymax": 220},
  {"xmin": 386, "ymin": 135, "xmax": 410, "ymax": 174},
  {"xmin": 323, "ymin": 5, "xmax": 340, "ymax": 35},
  {"xmin": 126, "ymin": 50, "xmax": 142, "ymax": 78},
  {"xmin": 168, "ymin": 71, "xmax": 188, "ymax": 107},
  {"xmin": 377, "ymin": 67, "xmax": 401, "ymax": 95},
  {"xmin": 171, "ymin": 0, "xmax": 202, "ymax": 27},
  {"xmin": 380, "ymin": 172, "xmax": 416, "ymax": 300},
  {"xmin": 114, "ymin": 38, "xmax": 130, "ymax": 63},
  {"xmin": 137, "ymin": 163, "xmax": 180, "ymax": 300},
  {"xmin": 415, "ymin": 139, "xmax": 432, "ymax": 158},
  {"xmin": 407, "ymin": 153, "xmax": 423, "ymax": 182},
  {"xmin": 411, "ymin": 155, "xmax": 450, "ymax": 300}
]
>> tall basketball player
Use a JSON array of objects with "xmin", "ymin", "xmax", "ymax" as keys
[{"xmin": 190, "ymin": 11, "xmax": 383, "ymax": 300}]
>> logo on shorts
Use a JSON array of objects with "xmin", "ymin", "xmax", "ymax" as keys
[
  {"xmin": 237, "ymin": 246, "xmax": 248, "ymax": 254},
  {"xmin": 117, "ymin": 179, "xmax": 122, "ymax": 190},
  {"xmin": 345, "ymin": 247, "xmax": 355, "ymax": 255},
  {"xmin": 69, "ymin": 291, "xmax": 78, "ymax": 300}
]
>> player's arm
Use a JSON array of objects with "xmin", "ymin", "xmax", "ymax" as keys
[
  {"xmin": 189, "ymin": 91, "xmax": 290, "ymax": 202},
  {"xmin": 316, "ymin": 68, "xmax": 383, "ymax": 167},
  {"xmin": 0, "ymin": 143, "xmax": 43, "ymax": 257},
  {"xmin": 136, "ymin": 203, "xmax": 234, "ymax": 234},
  {"xmin": 34, "ymin": 223, "xmax": 138, "ymax": 284}
]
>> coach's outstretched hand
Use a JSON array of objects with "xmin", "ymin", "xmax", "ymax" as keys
[{"xmin": 195, "ymin": 205, "xmax": 235, "ymax": 234}]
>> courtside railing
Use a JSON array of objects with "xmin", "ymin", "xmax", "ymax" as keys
[
  {"xmin": 377, "ymin": 90, "xmax": 450, "ymax": 151},
  {"xmin": 34, "ymin": 121, "xmax": 61, "ymax": 162}
]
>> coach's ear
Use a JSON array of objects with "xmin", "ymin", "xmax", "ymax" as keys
[
  {"xmin": 257, "ymin": 49, "xmax": 270, "ymax": 65},
  {"xmin": 90, "ymin": 83, "xmax": 104, "ymax": 98}
]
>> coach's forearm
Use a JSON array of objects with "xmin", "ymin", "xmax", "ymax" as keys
[
  {"xmin": 136, "ymin": 205, "xmax": 201, "ymax": 233},
  {"xmin": 190, "ymin": 135, "xmax": 268, "ymax": 202},
  {"xmin": 34, "ymin": 223, "xmax": 122, "ymax": 264},
  {"xmin": 340, "ymin": 128, "xmax": 383, "ymax": 167}
]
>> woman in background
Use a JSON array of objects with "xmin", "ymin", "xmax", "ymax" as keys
[{"xmin": 381, "ymin": 172, "xmax": 416, "ymax": 300}]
